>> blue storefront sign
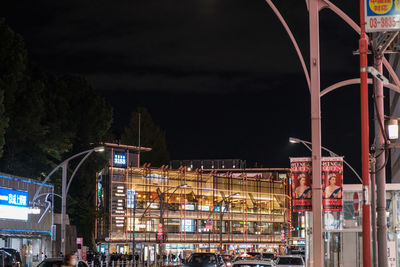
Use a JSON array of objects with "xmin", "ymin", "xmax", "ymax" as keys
[
  {"xmin": 0, "ymin": 187, "xmax": 29, "ymax": 220},
  {"xmin": 113, "ymin": 152, "xmax": 127, "ymax": 167}
]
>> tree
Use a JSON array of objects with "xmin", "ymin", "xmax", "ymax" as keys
[
  {"xmin": 121, "ymin": 107, "xmax": 170, "ymax": 167},
  {"xmin": 0, "ymin": 18, "xmax": 114, "ymax": 250}
]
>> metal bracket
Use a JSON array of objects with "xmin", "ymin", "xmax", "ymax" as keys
[{"xmin": 372, "ymin": 31, "xmax": 399, "ymax": 57}]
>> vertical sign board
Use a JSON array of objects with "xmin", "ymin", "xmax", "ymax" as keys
[
  {"xmin": 322, "ymin": 157, "xmax": 343, "ymax": 212},
  {"xmin": 290, "ymin": 158, "xmax": 312, "ymax": 212},
  {"xmin": 387, "ymin": 241, "xmax": 396, "ymax": 267},
  {"xmin": 206, "ymin": 219, "xmax": 213, "ymax": 230},
  {"xmin": 0, "ymin": 187, "xmax": 29, "ymax": 220},
  {"xmin": 366, "ymin": 0, "xmax": 400, "ymax": 32}
]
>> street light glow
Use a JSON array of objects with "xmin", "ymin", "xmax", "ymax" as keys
[
  {"xmin": 388, "ymin": 119, "xmax": 399, "ymax": 140},
  {"xmin": 289, "ymin": 137, "xmax": 300, "ymax": 144},
  {"xmin": 94, "ymin": 146, "xmax": 105, "ymax": 152}
]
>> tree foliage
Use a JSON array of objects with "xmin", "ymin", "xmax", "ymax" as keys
[
  {"xmin": 121, "ymin": 107, "xmax": 170, "ymax": 167},
  {"xmin": 0, "ymin": 18, "xmax": 113, "ymax": 248}
]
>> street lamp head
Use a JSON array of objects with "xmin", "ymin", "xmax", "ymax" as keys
[
  {"xmin": 232, "ymin": 192, "xmax": 240, "ymax": 197},
  {"xmin": 94, "ymin": 146, "xmax": 105, "ymax": 152},
  {"xmin": 289, "ymin": 137, "xmax": 300, "ymax": 144},
  {"xmin": 388, "ymin": 119, "xmax": 399, "ymax": 140},
  {"xmin": 180, "ymin": 183, "xmax": 188, "ymax": 188}
]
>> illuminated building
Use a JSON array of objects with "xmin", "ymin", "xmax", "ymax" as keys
[
  {"xmin": 95, "ymin": 144, "xmax": 291, "ymax": 260},
  {"xmin": 0, "ymin": 172, "xmax": 54, "ymax": 266}
]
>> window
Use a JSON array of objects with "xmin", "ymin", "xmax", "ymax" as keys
[{"xmin": 181, "ymin": 219, "xmax": 195, "ymax": 232}]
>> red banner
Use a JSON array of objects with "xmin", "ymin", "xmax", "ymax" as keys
[
  {"xmin": 322, "ymin": 157, "xmax": 343, "ymax": 212},
  {"xmin": 290, "ymin": 158, "xmax": 312, "ymax": 212}
]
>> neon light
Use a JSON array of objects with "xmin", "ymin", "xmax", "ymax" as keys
[
  {"xmin": 0, "ymin": 229, "xmax": 52, "ymax": 235},
  {"xmin": 0, "ymin": 175, "xmax": 53, "ymax": 188}
]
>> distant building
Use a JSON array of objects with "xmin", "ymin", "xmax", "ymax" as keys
[
  {"xmin": 0, "ymin": 172, "xmax": 53, "ymax": 266},
  {"xmin": 95, "ymin": 145, "xmax": 291, "ymax": 261}
]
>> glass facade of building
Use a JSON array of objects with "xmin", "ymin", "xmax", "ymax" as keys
[
  {"xmin": 95, "ymin": 161, "xmax": 291, "ymax": 257},
  {"xmin": 298, "ymin": 184, "xmax": 400, "ymax": 267}
]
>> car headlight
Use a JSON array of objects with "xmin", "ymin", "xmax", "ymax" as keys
[{"xmin": 226, "ymin": 262, "xmax": 232, "ymax": 266}]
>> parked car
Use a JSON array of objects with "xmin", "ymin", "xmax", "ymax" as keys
[
  {"xmin": 183, "ymin": 253, "xmax": 225, "ymax": 267},
  {"xmin": 221, "ymin": 255, "xmax": 234, "ymax": 267},
  {"xmin": 232, "ymin": 259, "xmax": 275, "ymax": 267},
  {"xmin": 37, "ymin": 257, "xmax": 89, "ymax": 267},
  {"xmin": 247, "ymin": 253, "xmax": 275, "ymax": 261},
  {"xmin": 275, "ymin": 255, "xmax": 305, "ymax": 267},
  {"xmin": 0, "ymin": 248, "xmax": 22, "ymax": 267},
  {"xmin": 234, "ymin": 254, "xmax": 253, "ymax": 262}
]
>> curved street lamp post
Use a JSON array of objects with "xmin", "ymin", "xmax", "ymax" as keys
[{"xmin": 33, "ymin": 146, "xmax": 105, "ymax": 256}]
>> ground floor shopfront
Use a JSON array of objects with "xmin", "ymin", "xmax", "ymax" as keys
[
  {"xmin": 0, "ymin": 233, "xmax": 52, "ymax": 266},
  {"xmin": 302, "ymin": 184, "xmax": 400, "ymax": 267},
  {"xmin": 97, "ymin": 241, "xmax": 285, "ymax": 261}
]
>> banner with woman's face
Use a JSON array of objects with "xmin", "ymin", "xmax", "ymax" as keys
[
  {"xmin": 322, "ymin": 157, "xmax": 343, "ymax": 212},
  {"xmin": 290, "ymin": 157, "xmax": 312, "ymax": 212}
]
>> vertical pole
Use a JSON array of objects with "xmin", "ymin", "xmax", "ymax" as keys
[
  {"xmin": 309, "ymin": 0, "xmax": 323, "ymax": 266},
  {"xmin": 160, "ymin": 193, "xmax": 164, "ymax": 267},
  {"xmin": 52, "ymin": 187, "xmax": 55, "ymax": 257},
  {"xmin": 359, "ymin": 0, "xmax": 372, "ymax": 265},
  {"xmin": 374, "ymin": 57, "xmax": 388, "ymax": 267},
  {"xmin": 133, "ymin": 193, "xmax": 137, "ymax": 267},
  {"xmin": 61, "ymin": 162, "xmax": 68, "ymax": 256},
  {"xmin": 138, "ymin": 113, "xmax": 141, "ymax": 167},
  {"xmin": 370, "ymin": 158, "xmax": 378, "ymax": 267},
  {"xmin": 219, "ymin": 200, "xmax": 223, "ymax": 253}
]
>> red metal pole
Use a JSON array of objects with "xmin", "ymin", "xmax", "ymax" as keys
[{"xmin": 359, "ymin": 0, "xmax": 372, "ymax": 266}]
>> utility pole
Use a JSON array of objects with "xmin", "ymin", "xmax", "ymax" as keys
[
  {"xmin": 359, "ymin": 0, "xmax": 372, "ymax": 265},
  {"xmin": 373, "ymin": 55, "xmax": 388, "ymax": 267},
  {"xmin": 309, "ymin": 0, "xmax": 323, "ymax": 266}
]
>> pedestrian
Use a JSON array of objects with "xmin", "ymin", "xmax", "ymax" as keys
[{"xmin": 62, "ymin": 254, "xmax": 77, "ymax": 267}]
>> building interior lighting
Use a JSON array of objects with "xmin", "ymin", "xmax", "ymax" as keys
[
  {"xmin": 117, "ymin": 186, "xmax": 124, "ymax": 189},
  {"xmin": 388, "ymin": 119, "xmax": 399, "ymax": 139}
]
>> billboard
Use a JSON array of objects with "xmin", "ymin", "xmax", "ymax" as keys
[
  {"xmin": 0, "ymin": 187, "xmax": 29, "ymax": 220},
  {"xmin": 366, "ymin": 0, "xmax": 400, "ymax": 32},
  {"xmin": 290, "ymin": 158, "xmax": 312, "ymax": 212},
  {"xmin": 113, "ymin": 151, "xmax": 127, "ymax": 167},
  {"xmin": 290, "ymin": 157, "xmax": 344, "ymax": 212},
  {"xmin": 322, "ymin": 157, "xmax": 343, "ymax": 212}
]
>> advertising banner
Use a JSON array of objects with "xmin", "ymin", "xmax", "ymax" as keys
[
  {"xmin": 0, "ymin": 187, "xmax": 29, "ymax": 220},
  {"xmin": 322, "ymin": 157, "xmax": 343, "ymax": 212},
  {"xmin": 365, "ymin": 0, "xmax": 400, "ymax": 32},
  {"xmin": 290, "ymin": 158, "xmax": 312, "ymax": 212}
]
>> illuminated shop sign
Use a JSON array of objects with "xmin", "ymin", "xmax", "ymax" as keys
[
  {"xmin": 213, "ymin": 206, "xmax": 227, "ymax": 213},
  {"xmin": 113, "ymin": 152, "xmax": 127, "ymax": 167},
  {"xmin": 198, "ymin": 205, "xmax": 210, "ymax": 211},
  {"xmin": 127, "ymin": 189, "xmax": 136, "ymax": 209},
  {"xmin": 181, "ymin": 204, "xmax": 195, "ymax": 211},
  {"xmin": 0, "ymin": 187, "xmax": 29, "ymax": 220}
]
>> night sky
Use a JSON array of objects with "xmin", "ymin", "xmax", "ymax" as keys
[{"xmin": 1, "ymin": 1, "xmax": 365, "ymax": 183}]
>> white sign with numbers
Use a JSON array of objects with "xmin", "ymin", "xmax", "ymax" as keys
[{"xmin": 388, "ymin": 241, "xmax": 397, "ymax": 267}]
